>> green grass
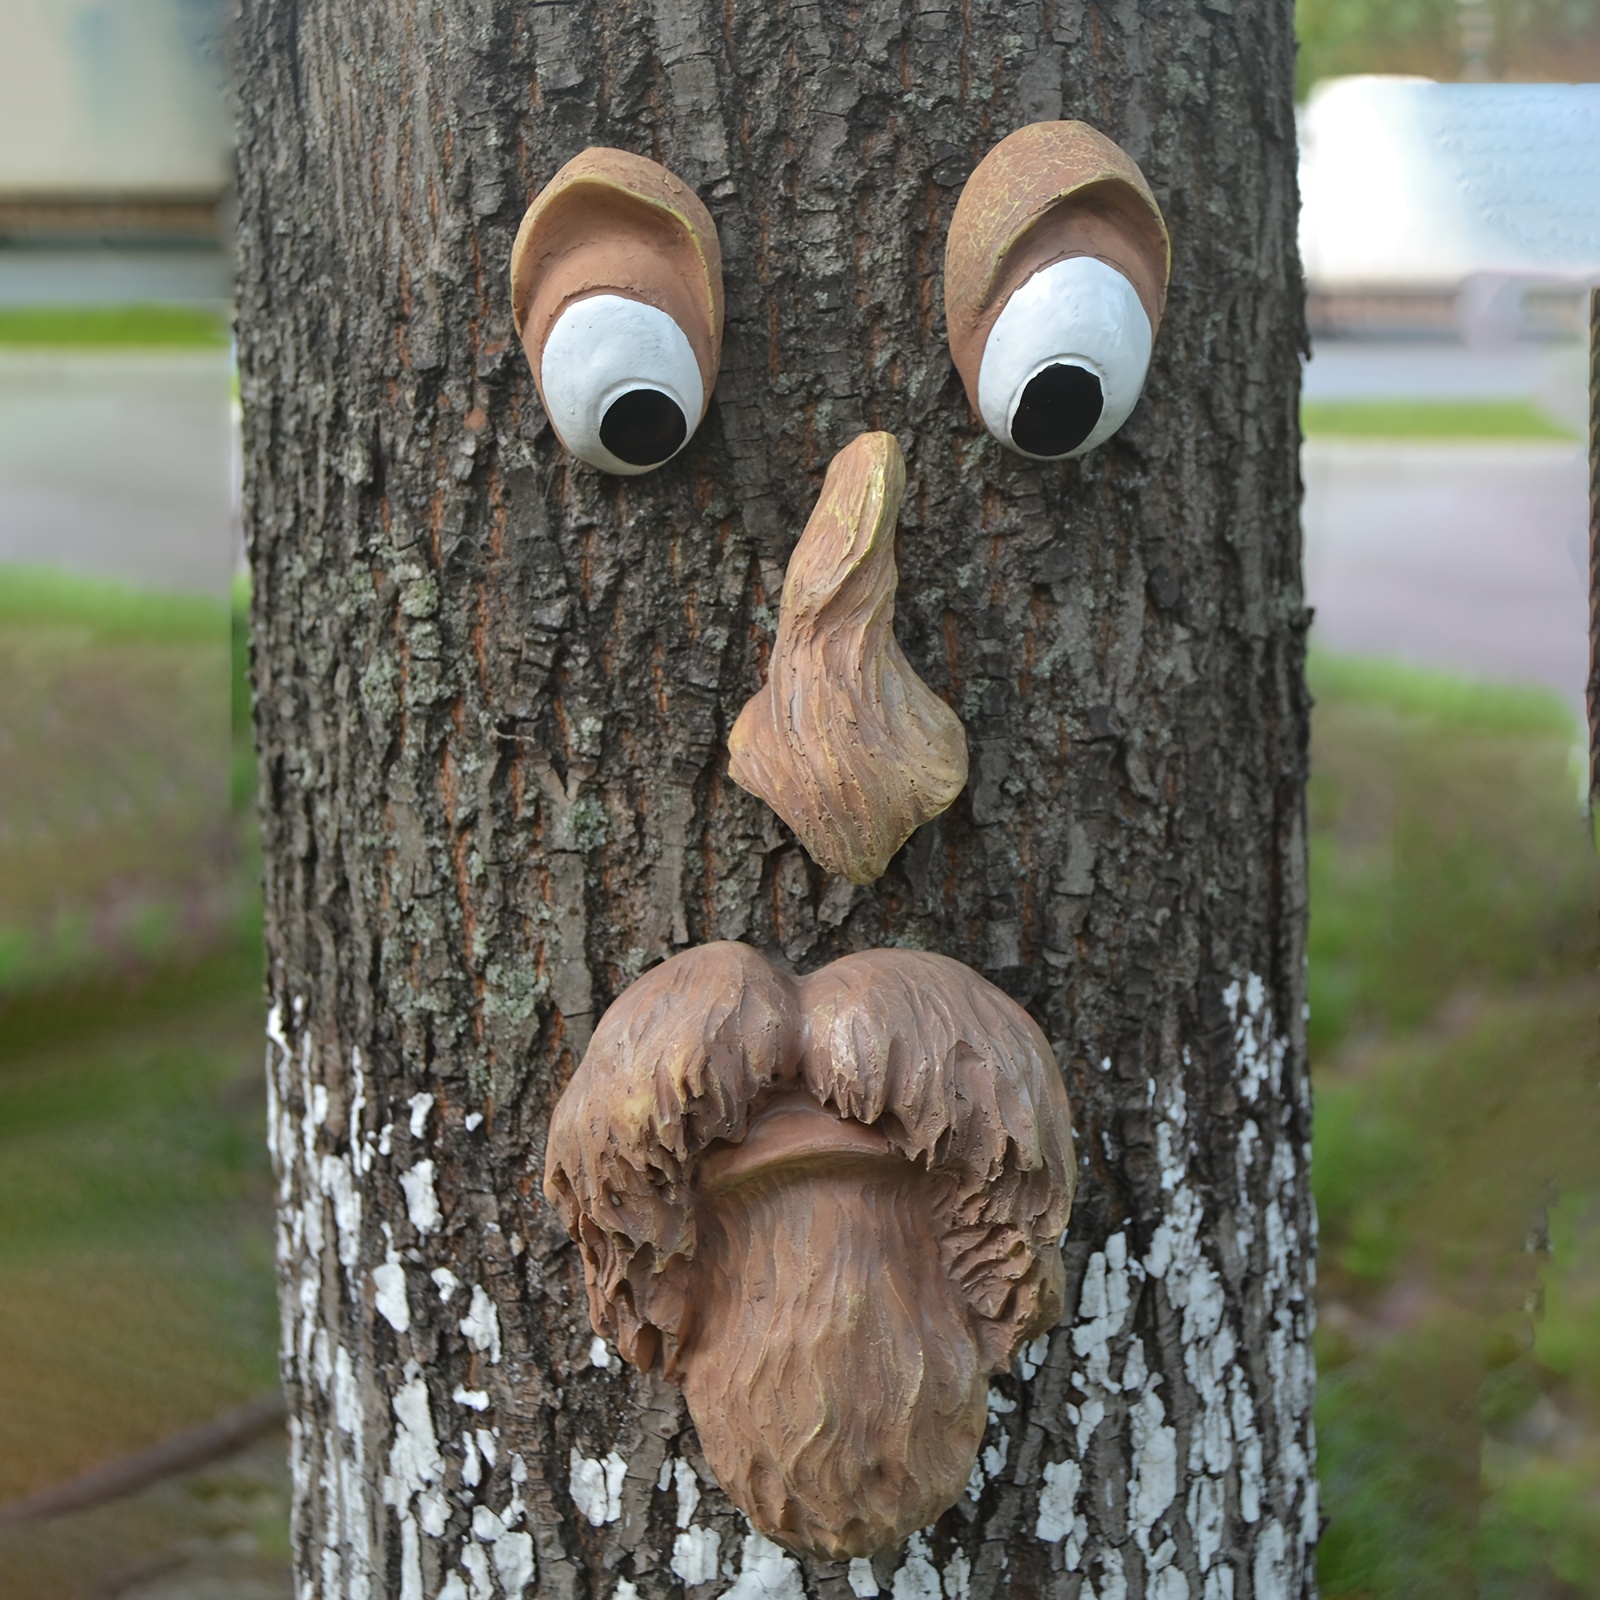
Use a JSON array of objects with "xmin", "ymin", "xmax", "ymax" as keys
[
  {"xmin": 1315, "ymin": 988, "xmax": 1600, "ymax": 1599},
  {"xmin": 1309, "ymin": 653, "xmax": 1581, "ymax": 739},
  {"xmin": 1301, "ymin": 397, "xmax": 1578, "ymax": 442},
  {"xmin": 1306, "ymin": 652, "xmax": 1589, "ymax": 1053},
  {"xmin": 0, "ymin": 563, "xmax": 281, "ymax": 1594},
  {"xmin": 1309, "ymin": 653, "xmax": 1600, "ymax": 1600},
  {"xmin": 0, "ymin": 964, "xmax": 276, "ymax": 1506},
  {"xmin": 0, "ymin": 562, "xmax": 272, "ymax": 1586},
  {"xmin": 0, "ymin": 562, "xmax": 228, "ymax": 641},
  {"xmin": 1, "ymin": 1427, "xmax": 291, "ymax": 1600},
  {"xmin": 0, "ymin": 304, "xmax": 230, "ymax": 350},
  {"xmin": 0, "ymin": 565, "xmax": 251, "ymax": 1003}
]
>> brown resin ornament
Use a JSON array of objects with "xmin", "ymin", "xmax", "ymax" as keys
[
  {"xmin": 542, "ymin": 941, "xmax": 1075, "ymax": 1561},
  {"xmin": 728, "ymin": 431, "xmax": 969, "ymax": 884},
  {"xmin": 510, "ymin": 147, "xmax": 723, "ymax": 474}
]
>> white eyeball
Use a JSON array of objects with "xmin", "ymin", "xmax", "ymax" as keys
[
  {"xmin": 976, "ymin": 256, "xmax": 1153, "ymax": 460},
  {"xmin": 539, "ymin": 294, "xmax": 705, "ymax": 475}
]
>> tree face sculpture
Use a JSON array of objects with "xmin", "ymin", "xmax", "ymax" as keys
[
  {"xmin": 542, "ymin": 941, "xmax": 1075, "ymax": 1560},
  {"xmin": 522, "ymin": 118, "xmax": 1171, "ymax": 1567}
]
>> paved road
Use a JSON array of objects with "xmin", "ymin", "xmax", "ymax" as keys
[
  {"xmin": 1303, "ymin": 440, "xmax": 1590, "ymax": 724},
  {"xmin": 1303, "ymin": 339, "xmax": 1590, "ymax": 432},
  {"xmin": 1302, "ymin": 338, "xmax": 1591, "ymax": 724},
  {"xmin": 0, "ymin": 349, "xmax": 235, "ymax": 597}
]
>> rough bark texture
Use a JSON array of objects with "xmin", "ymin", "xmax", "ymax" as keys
[{"xmin": 234, "ymin": 3, "xmax": 1314, "ymax": 1597}]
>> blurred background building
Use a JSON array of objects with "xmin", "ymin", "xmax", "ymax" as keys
[
  {"xmin": 0, "ymin": 0, "xmax": 233, "ymax": 300},
  {"xmin": 1296, "ymin": 74, "xmax": 1598, "ymax": 723},
  {"xmin": 1301, "ymin": 76, "xmax": 1600, "ymax": 343},
  {"xmin": 0, "ymin": 0, "xmax": 235, "ymax": 600}
]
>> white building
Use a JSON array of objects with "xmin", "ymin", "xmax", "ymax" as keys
[
  {"xmin": 1298, "ymin": 77, "xmax": 1600, "ymax": 339},
  {"xmin": 0, "ymin": 0, "xmax": 232, "ymax": 241}
]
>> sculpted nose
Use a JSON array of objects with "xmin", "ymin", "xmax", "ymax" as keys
[{"xmin": 727, "ymin": 429, "xmax": 969, "ymax": 885}]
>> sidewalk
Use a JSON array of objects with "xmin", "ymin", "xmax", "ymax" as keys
[
  {"xmin": 1303, "ymin": 438, "xmax": 1590, "ymax": 725},
  {"xmin": 0, "ymin": 348, "xmax": 235, "ymax": 597}
]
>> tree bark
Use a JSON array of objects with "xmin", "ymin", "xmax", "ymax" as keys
[{"xmin": 235, "ymin": 2, "xmax": 1314, "ymax": 1597}]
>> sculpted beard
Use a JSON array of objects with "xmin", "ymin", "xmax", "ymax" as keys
[
  {"xmin": 677, "ymin": 1157, "xmax": 989, "ymax": 1560},
  {"xmin": 542, "ymin": 941, "xmax": 1076, "ymax": 1560}
]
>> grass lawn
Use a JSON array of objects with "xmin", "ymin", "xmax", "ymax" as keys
[
  {"xmin": 0, "ymin": 958, "xmax": 289, "ymax": 1600},
  {"xmin": 0, "ymin": 957, "xmax": 277, "ymax": 1505},
  {"xmin": 0, "ymin": 570, "xmax": 268, "ymax": 1481},
  {"xmin": 0, "ymin": 563, "xmax": 230, "ymax": 637},
  {"xmin": 0, "ymin": 305, "xmax": 231, "ymax": 350},
  {"xmin": 1308, "ymin": 653, "xmax": 1600, "ymax": 1599},
  {"xmin": 1301, "ymin": 397, "xmax": 1578, "ymax": 441},
  {"xmin": 2, "ymin": 1430, "xmax": 292, "ymax": 1600},
  {"xmin": 0, "ymin": 565, "xmax": 246, "ymax": 1000},
  {"xmin": 0, "ymin": 568, "xmax": 281, "ymax": 1597}
]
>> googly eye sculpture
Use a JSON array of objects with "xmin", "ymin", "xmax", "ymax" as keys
[
  {"xmin": 945, "ymin": 121, "xmax": 1170, "ymax": 461},
  {"xmin": 510, "ymin": 148, "xmax": 723, "ymax": 474}
]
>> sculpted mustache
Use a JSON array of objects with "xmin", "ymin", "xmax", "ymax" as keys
[{"xmin": 542, "ymin": 941, "xmax": 1075, "ymax": 1382}]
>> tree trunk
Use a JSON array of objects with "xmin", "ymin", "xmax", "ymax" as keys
[{"xmin": 235, "ymin": 2, "xmax": 1314, "ymax": 1596}]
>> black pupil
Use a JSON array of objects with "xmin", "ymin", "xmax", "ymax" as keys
[
  {"xmin": 1010, "ymin": 363, "xmax": 1104, "ymax": 458},
  {"xmin": 600, "ymin": 388, "xmax": 688, "ymax": 467}
]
